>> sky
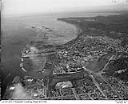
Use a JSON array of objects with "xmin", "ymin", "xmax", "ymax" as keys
[{"xmin": 2, "ymin": 0, "xmax": 128, "ymax": 17}]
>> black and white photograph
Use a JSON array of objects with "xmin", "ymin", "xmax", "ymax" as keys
[{"xmin": 0, "ymin": 0, "xmax": 128, "ymax": 102}]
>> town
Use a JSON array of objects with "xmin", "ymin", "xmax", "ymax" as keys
[{"xmin": 3, "ymin": 14, "xmax": 128, "ymax": 100}]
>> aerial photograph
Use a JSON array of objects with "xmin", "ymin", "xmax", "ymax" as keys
[{"xmin": 1, "ymin": 0, "xmax": 128, "ymax": 101}]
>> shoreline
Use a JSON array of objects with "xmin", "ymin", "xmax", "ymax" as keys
[
  {"xmin": 20, "ymin": 18, "xmax": 81, "ymax": 73},
  {"xmin": 56, "ymin": 19, "xmax": 82, "ymax": 47},
  {"xmin": 3, "ymin": 13, "xmax": 128, "ymax": 100}
]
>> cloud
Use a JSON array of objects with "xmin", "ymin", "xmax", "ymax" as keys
[{"xmin": 2, "ymin": 0, "xmax": 127, "ymax": 16}]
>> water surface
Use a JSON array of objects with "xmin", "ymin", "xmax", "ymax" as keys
[{"xmin": 1, "ymin": 12, "xmax": 119, "ymax": 78}]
